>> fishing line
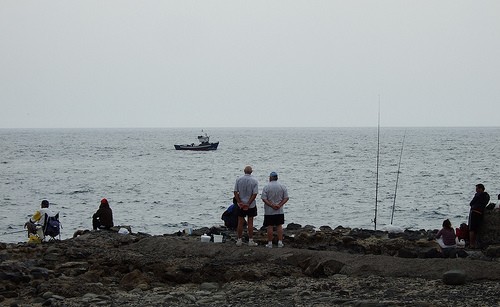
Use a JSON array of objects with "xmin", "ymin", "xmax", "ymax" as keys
[
  {"xmin": 391, "ymin": 130, "xmax": 406, "ymax": 225},
  {"xmin": 1, "ymin": 229, "xmax": 26, "ymax": 235}
]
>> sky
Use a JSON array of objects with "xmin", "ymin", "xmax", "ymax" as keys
[{"xmin": 1, "ymin": 1, "xmax": 499, "ymax": 128}]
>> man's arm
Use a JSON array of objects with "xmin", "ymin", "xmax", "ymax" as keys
[
  {"xmin": 277, "ymin": 197, "xmax": 289, "ymax": 208},
  {"xmin": 248, "ymin": 193, "xmax": 258, "ymax": 206}
]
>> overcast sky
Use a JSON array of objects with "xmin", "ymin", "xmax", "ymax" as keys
[{"xmin": 1, "ymin": 1, "xmax": 499, "ymax": 128}]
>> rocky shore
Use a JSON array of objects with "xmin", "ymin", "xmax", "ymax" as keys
[{"xmin": 1, "ymin": 223, "xmax": 500, "ymax": 307}]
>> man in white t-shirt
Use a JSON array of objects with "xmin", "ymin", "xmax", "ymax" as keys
[{"xmin": 24, "ymin": 200, "xmax": 55, "ymax": 237}]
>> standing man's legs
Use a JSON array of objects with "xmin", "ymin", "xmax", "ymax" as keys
[
  {"xmin": 267, "ymin": 225, "xmax": 274, "ymax": 242},
  {"xmin": 469, "ymin": 211, "xmax": 482, "ymax": 248},
  {"xmin": 247, "ymin": 216, "xmax": 254, "ymax": 239},
  {"xmin": 237, "ymin": 216, "xmax": 245, "ymax": 239},
  {"xmin": 469, "ymin": 231, "xmax": 477, "ymax": 248},
  {"xmin": 277, "ymin": 224, "xmax": 283, "ymax": 242}
]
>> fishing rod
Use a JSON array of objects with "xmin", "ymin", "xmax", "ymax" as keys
[
  {"xmin": 374, "ymin": 95, "xmax": 381, "ymax": 231},
  {"xmin": 391, "ymin": 130, "xmax": 406, "ymax": 225},
  {"xmin": 1, "ymin": 229, "xmax": 26, "ymax": 235}
]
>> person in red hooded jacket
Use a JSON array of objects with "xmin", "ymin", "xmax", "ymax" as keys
[{"xmin": 92, "ymin": 198, "xmax": 114, "ymax": 230}]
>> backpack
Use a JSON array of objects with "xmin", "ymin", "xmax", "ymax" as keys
[{"xmin": 43, "ymin": 213, "xmax": 61, "ymax": 238}]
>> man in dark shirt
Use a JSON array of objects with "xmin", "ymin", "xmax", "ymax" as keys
[
  {"xmin": 468, "ymin": 184, "xmax": 489, "ymax": 248},
  {"xmin": 93, "ymin": 198, "xmax": 114, "ymax": 230}
]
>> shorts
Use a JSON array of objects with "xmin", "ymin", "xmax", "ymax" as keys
[
  {"xmin": 263, "ymin": 214, "xmax": 285, "ymax": 227},
  {"xmin": 469, "ymin": 210, "xmax": 483, "ymax": 231},
  {"xmin": 238, "ymin": 206, "xmax": 257, "ymax": 217}
]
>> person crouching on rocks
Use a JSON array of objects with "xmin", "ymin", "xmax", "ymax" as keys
[{"xmin": 93, "ymin": 198, "xmax": 114, "ymax": 230}]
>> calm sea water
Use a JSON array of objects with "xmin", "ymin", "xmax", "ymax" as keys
[{"xmin": 1, "ymin": 127, "xmax": 499, "ymax": 243}]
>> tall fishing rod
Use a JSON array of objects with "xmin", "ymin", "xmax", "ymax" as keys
[
  {"xmin": 374, "ymin": 96, "xmax": 381, "ymax": 231},
  {"xmin": 391, "ymin": 130, "xmax": 406, "ymax": 225}
]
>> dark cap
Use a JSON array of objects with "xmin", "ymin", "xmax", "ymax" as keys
[{"xmin": 270, "ymin": 171, "xmax": 278, "ymax": 177}]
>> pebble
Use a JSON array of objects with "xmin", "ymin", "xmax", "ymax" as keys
[
  {"xmin": 41, "ymin": 292, "xmax": 53, "ymax": 299},
  {"xmin": 199, "ymin": 282, "xmax": 219, "ymax": 291},
  {"xmin": 183, "ymin": 294, "xmax": 196, "ymax": 302}
]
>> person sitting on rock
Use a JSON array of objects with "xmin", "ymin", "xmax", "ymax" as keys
[
  {"xmin": 92, "ymin": 198, "xmax": 114, "ymax": 230},
  {"xmin": 436, "ymin": 219, "xmax": 457, "ymax": 257},
  {"xmin": 24, "ymin": 200, "xmax": 56, "ymax": 238}
]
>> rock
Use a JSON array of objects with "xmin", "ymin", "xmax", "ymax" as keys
[
  {"xmin": 0, "ymin": 225, "xmax": 499, "ymax": 306},
  {"xmin": 319, "ymin": 226, "xmax": 333, "ymax": 232},
  {"xmin": 397, "ymin": 248, "xmax": 418, "ymax": 258},
  {"xmin": 42, "ymin": 253, "xmax": 59, "ymax": 262},
  {"xmin": 341, "ymin": 236, "xmax": 357, "ymax": 244},
  {"xmin": 200, "ymin": 282, "xmax": 219, "ymax": 291},
  {"xmin": 479, "ymin": 210, "xmax": 500, "ymax": 246},
  {"xmin": 120, "ymin": 270, "xmax": 150, "ymax": 291},
  {"xmin": 42, "ymin": 292, "xmax": 53, "ymax": 299},
  {"xmin": 30, "ymin": 267, "xmax": 50, "ymax": 280},
  {"xmin": 304, "ymin": 259, "xmax": 345, "ymax": 277},
  {"xmin": 286, "ymin": 223, "xmax": 302, "ymax": 230},
  {"xmin": 442, "ymin": 270, "xmax": 467, "ymax": 285},
  {"xmin": 1, "ymin": 291, "xmax": 18, "ymax": 298},
  {"xmin": 484, "ymin": 245, "xmax": 500, "ymax": 258},
  {"xmin": 73, "ymin": 229, "xmax": 90, "ymax": 238}
]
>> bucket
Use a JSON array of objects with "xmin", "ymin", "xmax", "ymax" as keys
[
  {"xmin": 213, "ymin": 234, "xmax": 223, "ymax": 243},
  {"xmin": 200, "ymin": 234, "xmax": 210, "ymax": 243}
]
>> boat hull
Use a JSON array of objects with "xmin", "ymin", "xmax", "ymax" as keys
[{"xmin": 174, "ymin": 142, "xmax": 219, "ymax": 151}]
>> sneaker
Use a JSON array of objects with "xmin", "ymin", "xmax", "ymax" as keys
[
  {"xmin": 265, "ymin": 243, "xmax": 273, "ymax": 249},
  {"xmin": 277, "ymin": 242, "xmax": 284, "ymax": 248},
  {"xmin": 236, "ymin": 239, "xmax": 243, "ymax": 247},
  {"xmin": 247, "ymin": 240, "xmax": 258, "ymax": 247}
]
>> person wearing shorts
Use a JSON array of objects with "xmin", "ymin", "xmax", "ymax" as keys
[
  {"xmin": 468, "ymin": 183, "xmax": 490, "ymax": 248},
  {"xmin": 234, "ymin": 166, "xmax": 259, "ymax": 247},
  {"xmin": 261, "ymin": 171, "xmax": 289, "ymax": 248}
]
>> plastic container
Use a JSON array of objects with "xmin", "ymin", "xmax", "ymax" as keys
[
  {"xmin": 200, "ymin": 234, "xmax": 211, "ymax": 243},
  {"xmin": 213, "ymin": 234, "xmax": 223, "ymax": 243}
]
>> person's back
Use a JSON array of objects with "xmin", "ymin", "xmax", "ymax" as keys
[
  {"xmin": 25, "ymin": 199, "xmax": 57, "ymax": 238},
  {"xmin": 37, "ymin": 207, "xmax": 55, "ymax": 226},
  {"xmin": 93, "ymin": 198, "xmax": 114, "ymax": 230},
  {"xmin": 261, "ymin": 171, "xmax": 289, "ymax": 248},
  {"xmin": 436, "ymin": 227, "xmax": 456, "ymax": 246},
  {"xmin": 262, "ymin": 180, "xmax": 288, "ymax": 216},
  {"xmin": 222, "ymin": 204, "xmax": 238, "ymax": 229},
  {"xmin": 234, "ymin": 174, "xmax": 259, "ymax": 207},
  {"xmin": 234, "ymin": 166, "xmax": 259, "ymax": 247},
  {"xmin": 221, "ymin": 198, "xmax": 239, "ymax": 229}
]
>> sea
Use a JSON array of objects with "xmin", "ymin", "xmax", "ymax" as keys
[{"xmin": 1, "ymin": 127, "xmax": 499, "ymax": 243}]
